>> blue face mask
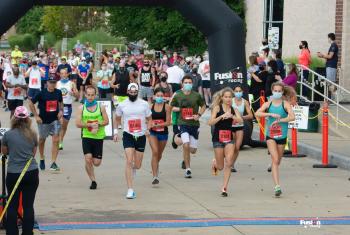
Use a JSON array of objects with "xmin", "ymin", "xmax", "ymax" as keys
[
  {"xmin": 272, "ymin": 92, "xmax": 283, "ymax": 100},
  {"xmin": 60, "ymin": 78, "xmax": 69, "ymax": 84},
  {"xmin": 234, "ymin": 92, "xmax": 243, "ymax": 99},
  {"xmin": 85, "ymin": 99, "xmax": 97, "ymax": 108},
  {"xmin": 155, "ymin": 97, "xmax": 164, "ymax": 104},
  {"xmin": 183, "ymin": 84, "xmax": 192, "ymax": 91}
]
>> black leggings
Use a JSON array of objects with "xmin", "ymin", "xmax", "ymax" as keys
[{"xmin": 6, "ymin": 169, "xmax": 39, "ymax": 235}]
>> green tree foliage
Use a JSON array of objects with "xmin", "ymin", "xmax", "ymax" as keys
[
  {"xmin": 8, "ymin": 34, "xmax": 37, "ymax": 51},
  {"xmin": 108, "ymin": 0, "xmax": 245, "ymax": 54},
  {"xmin": 16, "ymin": 6, "xmax": 44, "ymax": 37}
]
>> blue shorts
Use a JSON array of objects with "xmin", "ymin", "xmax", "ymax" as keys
[
  {"xmin": 63, "ymin": 104, "xmax": 72, "ymax": 120},
  {"xmin": 212, "ymin": 141, "xmax": 234, "ymax": 148},
  {"xmin": 179, "ymin": 125, "xmax": 199, "ymax": 140},
  {"xmin": 150, "ymin": 131, "xmax": 168, "ymax": 142},
  {"xmin": 28, "ymin": 88, "xmax": 41, "ymax": 100}
]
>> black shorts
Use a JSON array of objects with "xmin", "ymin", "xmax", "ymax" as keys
[
  {"xmin": 78, "ymin": 76, "xmax": 92, "ymax": 88},
  {"xmin": 202, "ymin": 80, "xmax": 211, "ymax": 89},
  {"xmin": 266, "ymin": 136, "xmax": 287, "ymax": 145},
  {"xmin": 82, "ymin": 138, "xmax": 104, "ymax": 159},
  {"xmin": 7, "ymin": 99, "xmax": 23, "ymax": 111},
  {"xmin": 122, "ymin": 132, "xmax": 146, "ymax": 152},
  {"xmin": 232, "ymin": 126, "xmax": 244, "ymax": 132}
]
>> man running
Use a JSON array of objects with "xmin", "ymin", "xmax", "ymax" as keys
[
  {"xmin": 29, "ymin": 77, "xmax": 63, "ymax": 171},
  {"xmin": 114, "ymin": 83, "xmax": 152, "ymax": 199},
  {"xmin": 170, "ymin": 75, "xmax": 206, "ymax": 178},
  {"xmin": 76, "ymin": 86, "xmax": 109, "ymax": 189},
  {"xmin": 56, "ymin": 68, "xmax": 79, "ymax": 150}
]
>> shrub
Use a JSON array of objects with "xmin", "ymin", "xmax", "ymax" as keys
[{"xmin": 8, "ymin": 34, "xmax": 37, "ymax": 51}]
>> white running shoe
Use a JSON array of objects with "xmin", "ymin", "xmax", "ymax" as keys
[{"xmin": 126, "ymin": 189, "xmax": 136, "ymax": 199}]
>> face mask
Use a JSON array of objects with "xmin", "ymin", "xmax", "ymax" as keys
[
  {"xmin": 299, "ymin": 45, "xmax": 303, "ymax": 50},
  {"xmin": 192, "ymin": 68, "xmax": 198, "ymax": 73},
  {"xmin": 128, "ymin": 94, "xmax": 138, "ymax": 102},
  {"xmin": 155, "ymin": 97, "xmax": 164, "ymax": 104},
  {"xmin": 85, "ymin": 99, "xmax": 97, "ymax": 108},
  {"xmin": 272, "ymin": 92, "xmax": 283, "ymax": 100},
  {"xmin": 144, "ymin": 63, "xmax": 150, "ymax": 67},
  {"xmin": 61, "ymin": 78, "xmax": 69, "ymax": 83},
  {"xmin": 234, "ymin": 91, "xmax": 243, "ymax": 99},
  {"xmin": 183, "ymin": 84, "xmax": 192, "ymax": 91},
  {"xmin": 82, "ymin": 61, "xmax": 86, "ymax": 65},
  {"xmin": 160, "ymin": 77, "xmax": 167, "ymax": 82}
]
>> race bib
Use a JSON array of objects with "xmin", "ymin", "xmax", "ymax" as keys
[
  {"xmin": 13, "ymin": 87, "xmax": 21, "ymax": 97},
  {"xmin": 81, "ymin": 72, "xmax": 87, "ymax": 78},
  {"xmin": 87, "ymin": 120, "xmax": 98, "ymax": 133},
  {"xmin": 101, "ymin": 79, "xmax": 109, "ymax": 87},
  {"xmin": 270, "ymin": 124, "xmax": 282, "ymax": 138},
  {"xmin": 31, "ymin": 77, "xmax": 38, "ymax": 85},
  {"xmin": 128, "ymin": 119, "xmax": 142, "ymax": 133},
  {"xmin": 219, "ymin": 130, "xmax": 231, "ymax": 143},
  {"xmin": 152, "ymin": 119, "xmax": 165, "ymax": 132},
  {"xmin": 63, "ymin": 106, "xmax": 69, "ymax": 116},
  {"xmin": 46, "ymin": 100, "xmax": 58, "ymax": 112},
  {"xmin": 182, "ymin": 108, "xmax": 194, "ymax": 120}
]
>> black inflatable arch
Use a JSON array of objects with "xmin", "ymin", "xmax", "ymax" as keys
[{"xmin": 0, "ymin": 0, "xmax": 247, "ymax": 93}]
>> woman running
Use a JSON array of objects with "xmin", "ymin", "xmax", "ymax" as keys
[
  {"xmin": 255, "ymin": 82, "xmax": 295, "ymax": 197},
  {"xmin": 208, "ymin": 88, "xmax": 242, "ymax": 197},
  {"xmin": 231, "ymin": 84, "xmax": 253, "ymax": 172},
  {"xmin": 148, "ymin": 88, "xmax": 171, "ymax": 185}
]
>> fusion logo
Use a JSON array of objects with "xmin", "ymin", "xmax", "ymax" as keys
[
  {"xmin": 214, "ymin": 67, "xmax": 244, "ymax": 85},
  {"xmin": 300, "ymin": 218, "xmax": 321, "ymax": 228}
]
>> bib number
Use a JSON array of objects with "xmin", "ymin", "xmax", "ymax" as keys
[
  {"xmin": 219, "ymin": 130, "xmax": 231, "ymax": 143},
  {"xmin": 13, "ymin": 87, "xmax": 21, "ymax": 96},
  {"xmin": 101, "ymin": 79, "xmax": 109, "ymax": 87},
  {"xmin": 46, "ymin": 100, "xmax": 58, "ymax": 112},
  {"xmin": 128, "ymin": 119, "xmax": 142, "ymax": 133},
  {"xmin": 152, "ymin": 119, "xmax": 165, "ymax": 132},
  {"xmin": 31, "ymin": 78, "xmax": 38, "ymax": 85},
  {"xmin": 81, "ymin": 72, "xmax": 87, "ymax": 78},
  {"xmin": 181, "ymin": 108, "xmax": 194, "ymax": 120},
  {"xmin": 270, "ymin": 124, "xmax": 282, "ymax": 138},
  {"xmin": 87, "ymin": 120, "xmax": 99, "ymax": 134}
]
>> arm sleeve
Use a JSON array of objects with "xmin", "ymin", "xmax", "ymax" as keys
[{"xmin": 145, "ymin": 104, "xmax": 152, "ymax": 117}]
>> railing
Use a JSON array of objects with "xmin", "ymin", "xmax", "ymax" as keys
[{"xmin": 295, "ymin": 64, "xmax": 350, "ymax": 129}]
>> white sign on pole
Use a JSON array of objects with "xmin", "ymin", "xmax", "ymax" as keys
[
  {"xmin": 268, "ymin": 27, "xmax": 279, "ymax": 49},
  {"xmin": 97, "ymin": 100, "xmax": 114, "ymax": 139},
  {"xmin": 288, "ymin": 106, "xmax": 309, "ymax": 130}
]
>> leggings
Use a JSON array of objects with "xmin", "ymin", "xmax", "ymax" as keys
[{"xmin": 6, "ymin": 169, "xmax": 39, "ymax": 235}]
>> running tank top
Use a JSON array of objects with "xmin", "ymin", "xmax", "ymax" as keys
[
  {"xmin": 150, "ymin": 103, "xmax": 168, "ymax": 134},
  {"xmin": 82, "ymin": 103, "xmax": 106, "ymax": 139},
  {"xmin": 212, "ymin": 105, "xmax": 234, "ymax": 143},
  {"xmin": 266, "ymin": 101, "xmax": 288, "ymax": 140},
  {"xmin": 232, "ymin": 98, "xmax": 245, "ymax": 127},
  {"xmin": 140, "ymin": 67, "xmax": 152, "ymax": 87}
]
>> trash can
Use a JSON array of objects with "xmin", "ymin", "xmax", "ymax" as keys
[{"xmin": 298, "ymin": 101, "xmax": 321, "ymax": 133}]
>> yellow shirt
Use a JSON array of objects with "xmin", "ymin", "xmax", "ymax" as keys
[{"xmin": 11, "ymin": 50, "xmax": 23, "ymax": 64}]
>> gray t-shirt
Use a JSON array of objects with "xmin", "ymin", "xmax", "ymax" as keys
[{"xmin": 2, "ymin": 129, "xmax": 38, "ymax": 173}]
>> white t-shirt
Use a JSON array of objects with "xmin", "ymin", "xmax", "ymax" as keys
[
  {"xmin": 28, "ymin": 67, "xmax": 41, "ymax": 89},
  {"xmin": 57, "ymin": 80, "xmax": 74, "ymax": 105},
  {"xmin": 115, "ymin": 98, "xmax": 152, "ymax": 137},
  {"xmin": 198, "ymin": 60, "xmax": 210, "ymax": 81},
  {"xmin": 166, "ymin": 65, "xmax": 184, "ymax": 84},
  {"xmin": 3, "ymin": 62, "xmax": 12, "ymax": 81},
  {"xmin": 6, "ymin": 75, "xmax": 26, "ymax": 100}
]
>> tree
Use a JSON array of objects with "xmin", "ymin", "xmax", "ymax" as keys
[
  {"xmin": 108, "ymin": 0, "xmax": 245, "ymax": 54},
  {"xmin": 16, "ymin": 6, "xmax": 44, "ymax": 37}
]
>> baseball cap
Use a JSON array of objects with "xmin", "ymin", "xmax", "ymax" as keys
[
  {"xmin": 127, "ymin": 83, "xmax": 139, "ymax": 91},
  {"xmin": 48, "ymin": 76, "xmax": 57, "ymax": 82},
  {"xmin": 61, "ymin": 56, "xmax": 67, "ymax": 60},
  {"xmin": 14, "ymin": 106, "xmax": 29, "ymax": 119}
]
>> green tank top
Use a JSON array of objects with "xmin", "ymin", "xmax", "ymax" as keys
[
  {"xmin": 82, "ymin": 103, "xmax": 106, "ymax": 139},
  {"xmin": 266, "ymin": 101, "xmax": 288, "ymax": 140}
]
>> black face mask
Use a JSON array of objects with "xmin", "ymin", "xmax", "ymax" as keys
[
  {"xmin": 144, "ymin": 64, "xmax": 150, "ymax": 67},
  {"xmin": 192, "ymin": 68, "xmax": 198, "ymax": 73},
  {"xmin": 128, "ymin": 94, "xmax": 138, "ymax": 102},
  {"xmin": 160, "ymin": 77, "xmax": 167, "ymax": 82},
  {"xmin": 299, "ymin": 45, "xmax": 303, "ymax": 50}
]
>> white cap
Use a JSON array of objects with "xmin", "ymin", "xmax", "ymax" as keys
[
  {"xmin": 82, "ymin": 57, "xmax": 86, "ymax": 61},
  {"xmin": 127, "ymin": 83, "xmax": 139, "ymax": 91}
]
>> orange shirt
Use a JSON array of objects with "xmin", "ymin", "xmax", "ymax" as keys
[{"xmin": 298, "ymin": 49, "xmax": 311, "ymax": 69}]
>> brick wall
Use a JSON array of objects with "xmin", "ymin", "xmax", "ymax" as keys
[{"xmin": 336, "ymin": 0, "xmax": 343, "ymax": 66}]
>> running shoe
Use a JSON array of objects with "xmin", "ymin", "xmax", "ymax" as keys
[
  {"xmin": 172, "ymin": 135, "xmax": 178, "ymax": 149},
  {"xmin": 267, "ymin": 166, "xmax": 272, "ymax": 172},
  {"xmin": 231, "ymin": 167, "xmax": 237, "ymax": 173},
  {"xmin": 185, "ymin": 169, "xmax": 192, "ymax": 178},
  {"xmin": 50, "ymin": 162, "xmax": 60, "ymax": 171},
  {"xmin": 221, "ymin": 188, "xmax": 228, "ymax": 197},
  {"xmin": 181, "ymin": 160, "xmax": 186, "ymax": 169},
  {"xmin": 40, "ymin": 159, "xmax": 45, "ymax": 171},
  {"xmin": 118, "ymin": 125, "xmax": 122, "ymax": 129},
  {"xmin": 152, "ymin": 177, "xmax": 160, "ymax": 185},
  {"xmin": 274, "ymin": 185, "xmax": 282, "ymax": 197},
  {"xmin": 211, "ymin": 159, "xmax": 218, "ymax": 176},
  {"xmin": 126, "ymin": 189, "xmax": 136, "ymax": 199},
  {"xmin": 58, "ymin": 142, "xmax": 63, "ymax": 150},
  {"xmin": 90, "ymin": 181, "xmax": 97, "ymax": 190}
]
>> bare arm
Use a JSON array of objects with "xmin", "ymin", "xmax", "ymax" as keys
[
  {"xmin": 208, "ymin": 106, "xmax": 223, "ymax": 126},
  {"xmin": 243, "ymin": 100, "xmax": 254, "ymax": 120},
  {"xmin": 164, "ymin": 104, "xmax": 172, "ymax": 127},
  {"xmin": 251, "ymin": 73, "xmax": 263, "ymax": 83},
  {"xmin": 75, "ymin": 106, "xmax": 85, "ymax": 128},
  {"xmin": 279, "ymin": 101, "xmax": 295, "ymax": 123},
  {"xmin": 99, "ymin": 106, "xmax": 109, "ymax": 127}
]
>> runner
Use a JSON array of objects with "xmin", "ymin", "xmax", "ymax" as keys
[
  {"xmin": 111, "ymin": 62, "xmax": 130, "ymax": 106},
  {"xmin": 25, "ymin": 60, "xmax": 44, "ymax": 100},
  {"xmin": 28, "ymin": 77, "xmax": 63, "ymax": 171},
  {"xmin": 96, "ymin": 62, "xmax": 112, "ymax": 99},
  {"xmin": 114, "ymin": 83, "xmax": 152, "ymax": 199},
  {"xmin": 75, "ymin": 86, "xmax": 109, "ymax": 189},
  {"xmin": 170, "ymin": 75, "xmax": 206, "ymax": 178},
  {"xmin": 5, "ymin": 67, "xmax": 27, "ymax": 118},
  {"xmin": 208, "ymin": 88, "xmax": 242, "ymax": 196},
  {"xmin": 148, "ymin": 87, "xmax": 171, "ymax": 185},
  {"xmin": 77, "ymin": 57, "xmax": 91, "ymax": 102},
  {"xmin": 154, "ymin": 71, "xmax": 173, "ymax": 102},
  {"xmin": 231, "ymin": 84, "xmax": 253, "ymax": 172},
  {"xmin": 138, "ymin": 58, "xmax": 155, "ymax": 103},
  {"xmin": 255, "ymin": 82, "xmax": 295, "ymax": 197},
  {"xmin": 57, "ymin": 68, "xmax": 79, "ymax": 150}
]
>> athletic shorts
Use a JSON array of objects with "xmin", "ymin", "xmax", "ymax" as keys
[
  {"xmin": 232, "ymin": 126, "xmax": 244, "ymax": 132},
  {"xmin": 266, "ymin": 136, "xmax": 287, "ymax": 145},
  {"xmin": 28, "ymin": 88, "xmax": 41, "ymax": 100},
  {"xmin": 326, "ymin": 67, "xmax": 337, "ymax": 82},
  {"xmin": 139, "ymin": 86, "xmax": 153, "ymax": 99},
  {"xmin": 82, "ymin": 138, "xmax": 104, "ymax": 159},
  {"xmin": 202, "ymin": 80, "xmax": 211, "ymax": 89},
  {"xmin": 150, "ymin": 131, "xmax": 168, "ymax": 142},
  {"xmin": 38, "ymin": 120, "xmax": 61, "ymax": 139},
  {"xmin": 212, "ymin": 141, "xmax": 234, "ymax": 148},
  {"xmin": 179, "ymin": 125, "xmax": 199, "ymax": 149},
  {"xmin": 123, "ymin": 132, "xmax": 146, "ymax": 152},
  {"xmin": 63, "ymin": 104, "xmax": 72, "ymax": 121},
  {"xmin": 78, "ymin": 76, "xmax": 92, "ymax": 88},
  {"xmin": 7, "ymin": 99, "xmax": 23, "ymax": 111}
]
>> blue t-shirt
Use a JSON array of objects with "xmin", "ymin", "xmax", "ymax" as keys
[
  {"xmin": 78, "ymin": 64, "xmax": 90, "ymax": 77},
  {"xmin": 38, "ymin": 63, "xmax": 49, "ymax": 81},
  {"xmin": 326, "ymin": 42, "xmax": 338, "ymax": 68},
  {"xmin": 57, "ymin": 63, "xmax": 72, "ymax": 74}
]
